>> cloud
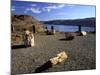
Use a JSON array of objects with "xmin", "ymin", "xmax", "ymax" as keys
[
  {"xmin": 11, "ymin": 8, "xmax": 15, "ymax": 11},
  {"xmin": 46, "ymin": 8, "xmax": 51, "ymax": 12},
  {"xmin": 57, "ymin": 4, "xmax": 66, "ymax": 8},
  {"xmin": 24, "ymin": 8, "xmax": 42, "ymax": 14},
  {"xmin": 30, "ymin": 4, "xmax": 37, "ymax": 7},
  {"xmin": 46, "ymin": 4, "xmax": 65, "ymax": 9},
  {"xmin": 11, "ymin": 6, "xmax": 16, "ymax": 11},
  {"xmin": 66, "ymin": 4, "xmax": 76, "ymax": 8},
  {"xmin": 44, "ymin": 4, "xmax": 66, "ymax": 12},
  {"xmin": 45, "ymin": 6, "xmax": 57, "ymax": 9},
  {"xmin": 30, "ymin": 8, "xmax": 41, "ymax": 13}
]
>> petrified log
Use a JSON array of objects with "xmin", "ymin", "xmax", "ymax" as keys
[
  {"xmin": 34, "ymin": 51, "xmax": 68, "ymax": 73},
  {"xmin": 78, "ymin": 31, "xmax": 87, "ymax": 36},
  {"xmin": 65, "ymin": 32, "xmax": 74, "ymax": 40}
]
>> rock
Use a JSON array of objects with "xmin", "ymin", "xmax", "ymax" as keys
[
  {"xmin": 50, "ymin": 57, "xmax": 59, "ymax": 65},
  {"xmin": 50, "ymin": 51, "xmax": 68, "ymax": 65},
  {"xmin": 65, "ymin": 32, "xmax": 74, "ymax": 40},
  {"xmin": 29, "ymin": 32, "xmax": 35, "ymax": 47},
  {"xmin": 57, "ymin": 51, "xmax": 68, "ymax": 63},
  {"xmin": 78, "ymin": 31, "xmax": 87, "ymax": 36},
  {"xmin": 52, "ymin": 30, "xmax": 56, "ymax": 35},
  {"xmin": 81, "ymin": 31, "xmax": 87, "ymax": 36}
]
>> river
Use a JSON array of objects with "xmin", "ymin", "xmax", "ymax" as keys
[{"xmin": 44, "ymin": 24, "xmax": 95, "ymax": 32}]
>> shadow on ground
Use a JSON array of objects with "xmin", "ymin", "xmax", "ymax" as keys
[
  {"xmin": 59, "ymin": 37, "xmax": 74, "ymax": 41},
  {"xmin": 34, "ymin": 61, "xmax": 52, "ymax": 73},
  {"xmin": 11, "ymin": 45, "xmax": 30, "ymax": 49}
]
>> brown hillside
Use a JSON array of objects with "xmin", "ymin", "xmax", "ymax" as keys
[
  {"xmin": 11, "ymin": 14, "xmax": 44, "ymax": 33},
  {"xmin": 11, "ymin": 14, "xmax": 44, "ymax": 44}
]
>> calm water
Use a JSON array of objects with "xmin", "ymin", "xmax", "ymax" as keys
[{"xmin": 44, "ymin": 24, "xmax": 95, "ymax": 32}]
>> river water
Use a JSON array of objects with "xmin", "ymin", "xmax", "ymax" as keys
[{"xmin": 44, "ymin": 24, "xmax": 95, "ymax": 32}]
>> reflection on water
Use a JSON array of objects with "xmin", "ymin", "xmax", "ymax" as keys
[{"xmin": 44, "ymin": 24, "xmax": 95, "ymax": 32}]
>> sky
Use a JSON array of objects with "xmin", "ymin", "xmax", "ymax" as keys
[{"xmin": 11, "ymin": 0, "xmax": 96, "ymax": 21}]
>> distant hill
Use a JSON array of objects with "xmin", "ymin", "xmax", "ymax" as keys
[
  {"xmin": 11, "ymin": 14, "xmax": 44, "ymax": 33},
  {"xmin": 42, "ymin": 17, "xmax": 96, "ymax": 27}
]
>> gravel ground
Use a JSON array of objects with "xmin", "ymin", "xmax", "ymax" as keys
[{"xmin": 11, "ymin": 33, "xmax": 96, "ymax": 74}]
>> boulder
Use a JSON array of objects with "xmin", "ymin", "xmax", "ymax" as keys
[
  {"xmin": 65, "ymin": 32, "xmax": 74, "ymax": 40},
  {"xmin": 50, "ymin": 51, "xmax": 68, "ymax": 65},
  {"xmin": 79, "ymin": 31, "xmax": 87, "ymax": 36}
]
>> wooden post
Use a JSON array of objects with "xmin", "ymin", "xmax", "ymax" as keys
[
  {"xmin": 51, "ymin": 26, "xmax": 54, "ymax": 32},
  {"xmin": 78, "ymin": 25, "xmax": 81, "ymax": 32},
  {"xmin": 11, "ymin": 24, "xmax": 14, "ymax": 32},
  {"xmin": 32, "ymin": 25, "xmax": 36, "ymax": 33},
  {"xmin": 51, "ymin": 26, "xmax": 55, "ymax": 34}
]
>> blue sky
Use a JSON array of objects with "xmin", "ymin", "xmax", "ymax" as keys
[{"xmin": 11, "ymin": 0, "xmax": 96, "ymax": 21}]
